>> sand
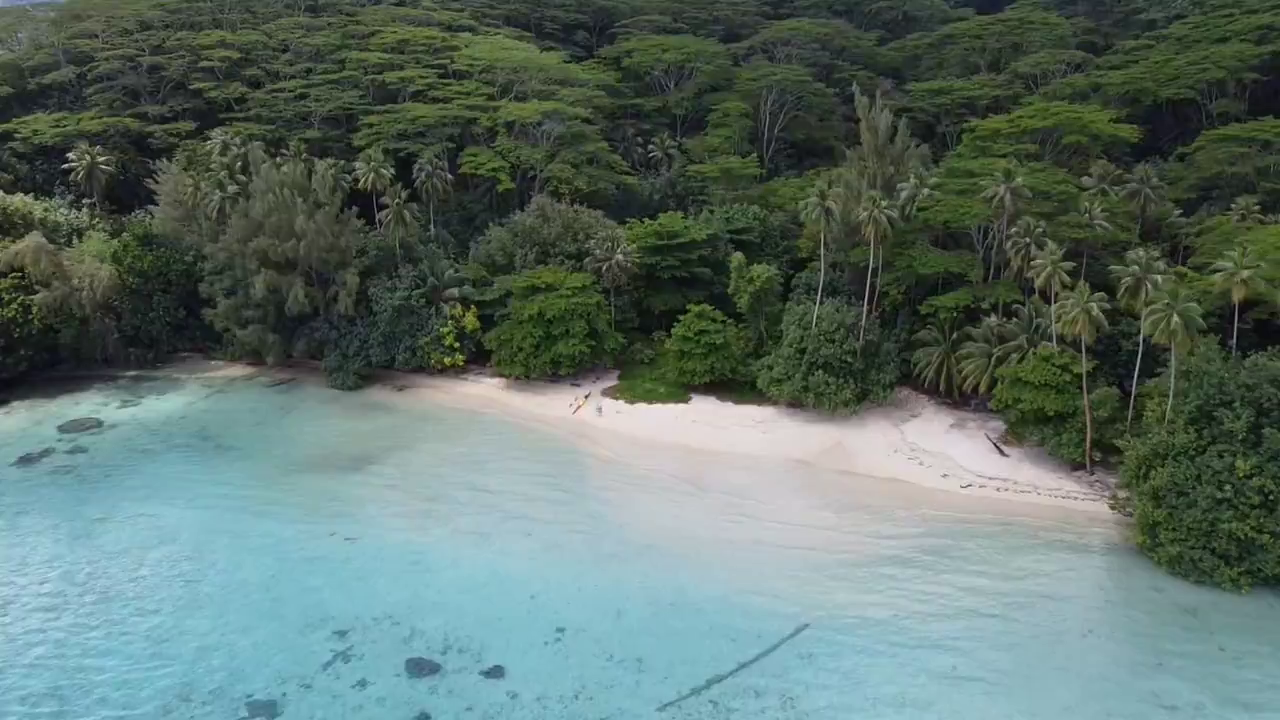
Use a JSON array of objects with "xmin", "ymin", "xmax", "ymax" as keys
[{"xmin": 159, "ymin": 359, "xmax": 1115, "ymax": 514}]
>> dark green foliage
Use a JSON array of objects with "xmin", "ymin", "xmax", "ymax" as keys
[
  {"xmin": 1120, "ymin": 345, "xmax": 1280, "ymax": 590},
  {"xmin": 471, "ymin": 196, "xmax": 623, "ymax": 276},
  {"xmin": 664, "ymin": 303, "xmax": 747, "ymax": 386},
  {"xmin": 991, "ymin": 345, "xmax": 1122, "ymax": 466},
  {"xmin": 107, "ymin": 224, "xmax": 206, "ymax": 362},
  {"xmin": 0, "ymin": 271, "xmax": 53, "ymax": 382},
  {"xmin": 756, "ymin": 300, "xmax": 901, "ymax": 413},
  {"xmin": 485, "ymin": 267, "xmax": 622, "ymax": 379},
  {"xmin": 627, "ymin": 212, "xmax": 724, "ymax": 328},
  {"xmin": 606, "ymin": 360, "xmax": 693, "ymax": 405}
]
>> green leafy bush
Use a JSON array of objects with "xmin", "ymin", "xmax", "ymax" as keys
[
  {"xmin": 485, "ymin": 267, "xmax": 621, "ymax": 379},
  {"xmin": 1119, "ymin": 345, "xmax": 1280, "ymax": 590},
  {"xmin": 663, "ymin": 303, "xmax": 747, "ymax": 386},
  {"xmin": 756, "ymin": 299, "xmax": 900, "ymax": 413}
]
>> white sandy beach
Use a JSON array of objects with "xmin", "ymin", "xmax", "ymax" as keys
[{"xmin": 170, "ymin": 359, "xmax": 1115, "ymax": 513}]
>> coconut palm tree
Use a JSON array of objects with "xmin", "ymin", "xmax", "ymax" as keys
[
  {"xmin": 1228, "ymin": 195, "xmax": 1265, "ymax": 225},
  {"xmin": 998, "ymin": 298, "xmax": 1049, "ymax": 365},
  {"xmin": 1109, "ymin": 248, "xmax": 1170, "ymax": 431},
  {"xmin": 1055, "ymin": 283, "xmax": 1110, "ymax": 474},
  {"xmin": 981, "ymin": 164, "xmax": 1030, "ymax": 279},
  {"xmin": 353, "ymin": 147, "xmax": 394, "ymax": 230},
  {"xmin": 1080, "ymin": 159, "xmax": 1124, "ymax": 199},
  {"xmin": 62, "ymin": 143, "xmax": 117, "ymax": 205},
  {"xmin": 377, "ymin": 184, "xmax": 420, "ymax": 263},
  {"xmin": 1028, "ymin": 240, "xmax": 1076, "ymax": 347},
  {"xmin": 584, "ymin": 231, "xmax": 636, "ymax": 329},
  {"xmin": 412, "ymin": 151, "xmax": 453, "ymax": 237},
  {"xmin": 1077, "ymin": 200, "xmax": 1112, "ymax": 277},
  {"xmin": 957, "ymin": 315, "xmax": 1008, "ymax": 396},
  {"xmin": 1120, "ymin": 162, "xmax": 1165, "ymax": 240},
  {"xmin": 798, "ymin": 178, "xmax": 841, "ymax": 331},
  {"xmin": 1210, "ymin": 244, "xmax": 1269, "ymax": 356},
  {"xmin": 647, "ymin": 133, "xmax": 680, "ymax": 174},
  {"xmin": 421, "ymin": 251, "xmax": 473, "ymax": 306},
  {"xmin": 1144, "ymin": 283, "xmax": 1206, "ymax": 425},
  {"xmin": 1005, "ymin": 217, "xmax": 1045, "ymax": 290},
  {"xmin": 202, "ymin": 170, "xmax": 243, "ymax": 224},
  {"xmin": 856, "ymin": 189, "xmax": 899, "ymax": 325},
  {"xmin": 895, "ymin": 170, "xmax": 934, "ymax": 221},
  {"xmin": 912, "ymin": 317, "xmax": 963, "ymax": 399}
]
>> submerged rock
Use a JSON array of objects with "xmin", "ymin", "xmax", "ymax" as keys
[
  {"xmin": 12, "ymin": 447, "xmax": 56, "ymax": 467},
  {"xmin": 244, "ymin": 698, "xmax": 280, "ymax": 719},
  {"xmin": 404, "ymin": 657, "xmax": 442, "ymax": 678},
  {"xmin": 413, "ymin": 712, "xmax": 432, "ymax": 720},
  {"xmin": 350, "ymin": 678, "xmax": 371, "ymax": 691},
  {"xmin": 479, "ymin": 665, "xmax": 506, "ymax": 680},
  {"xmin": 64, "ymin": 445, "xmax": 89, "ymax": 455},
  {"xmin": 57, "ymin": 417, "xmax": 103, "ymax": 434}
]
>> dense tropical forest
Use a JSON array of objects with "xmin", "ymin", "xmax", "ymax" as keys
[{"xmin": 1, "ymin": 0, "xmax": 1279, "ymax": 588}]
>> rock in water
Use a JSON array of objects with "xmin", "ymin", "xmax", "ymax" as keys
[
  {"xmin": 244, "ymin": 698, "xmax": 280, "ymax": 719},
  {"xmin": 404, "ymin": 657, "xmax": 442, "ymax": 678},
  {"xmin": 64, "ymin": 445, "xmax": 90, "ymax": 455},
  {"xmin": 12, "ymin": 447, "xmax": 56, "ymax": 467},
  {"xmin": 479, "ymin": 665, "xmax": 506, "ymax": 680},
  {"xmin": 57, "ymin": 417, "xmax": 103, "ymax": 434},
  {"xmin": 413, "ymin": 712, "xmax": 432, "ymax": 720}
]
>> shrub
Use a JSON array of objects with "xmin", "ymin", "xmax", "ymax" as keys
[
  {"xmin": 485, "ymin": 267, "xmax": 621, "ymax": 379},
  {"xmin": 664, "ymin": 303, "xmax": 747, "ymax": 386},
  {"xmin": 756, "ymin": 299, "xmax": 900, "ymax": 413},
  {"xmin": 1119, "ymin": 345, "xmax": 1280, "ymax": 590}
]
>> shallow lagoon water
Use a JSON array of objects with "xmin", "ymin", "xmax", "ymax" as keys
[{"xmin": 1, "ymin": 374, "xmax": 1278, "ymax": 720}]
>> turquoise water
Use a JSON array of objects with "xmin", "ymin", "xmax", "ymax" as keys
[{"xmin": 2, "ymin": 374, "xmax": 1277, "ymax": 720}]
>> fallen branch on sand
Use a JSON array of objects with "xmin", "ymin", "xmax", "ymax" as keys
[
  {"xmin": 984, "ymin": 432, "xmax": 1009, "ymax": 458},
  {"xmin": 655, "ymin": 623, "xmax": 810, "ymax": 712}
]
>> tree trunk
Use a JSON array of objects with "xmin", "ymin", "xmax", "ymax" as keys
[
  {"xmin": 371, "ymin": 196, "xmax": 380, "ymax": 231},
  {"xmin": 1081, "ymin": 336, "xmax": 1093, "ymax": 475},
  {"xmin": 859, "ymin": 239, "xmax": 874, "ymax": 354},
  {"xmin": 1232, "ymin": 300, "xmax": 1240, "ymax": 356},
  {"xmin": 1164, "ymin": 350, "xmax": 1176, "ymax": 426},
  {"xmin": 812, "ymin": 229, "xmax": 825, "ymax": 332},
  {"xmin": 1049, "ymin": 288, "xmax": 1057, "ymax": 347},
  {"xmin": 1126, "ymin": 328, "xmax": 1144, "ymax": 432},
  {"xmin": 871, "ymin": 238, "xmax": 884, "ymax": 316},
  {"xmin": 429, "ymin": 197, "xmax": 436, "ymax": 237},
  {"xmin": 609, "ymin": 286, "xmax": 616, "ymax": 330}
]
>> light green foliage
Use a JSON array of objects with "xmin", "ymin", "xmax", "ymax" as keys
[
  {"xmin": 728, "ymin": 251, "xmax": 783, "ymax": 350},
  {"xmin": 423, "ymin": 305, "xmax": 482, "ymax": 372},
  {"xmin": 473, "ymin": 196, "xmax": 623, "ymax": 276},
  {"xmin": 757, "ymin": 299, "xmax": 901, "ymax": 413},
  {"xmin": 663, "ymin": 303, "xmax": 747, "ymax": 386},
  {"xmin": 890, "ymin": 3, "xmax": 1077, "ymax": 80},
  {"xmin": 485, "ymin": 267, "xmax": 622, "ymax": 379},
  {"xmin": 1120, "ymin": 345, "xmax": 1280, "ymax": 590},
  {"xmin": 0, "ymin": 192, "xmax": 100, "ymax": 245},
  {"xmin": 957, "ymin": 102, "xmax": 1140, "ymax": 170},
  {"xmin": 1173, "ymin": 118, "xmax": 1280, "ymax": 209}
]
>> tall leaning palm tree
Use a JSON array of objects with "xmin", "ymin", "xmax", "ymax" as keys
[
  {"xmin": 981, "ymin": 164, "xmax": 1030, "ymax": 279},
  {"xmin": 1120, "ymin": 162, "xmax": 1165, "ymax": 240},
  {"xmin": 856, "ymin": 189, "xmax": 899, "ymax": 329},
  {"xmin": 353, "ymin": 147, "xmax": 394, "ymax": 230},
  {"xmin": 799, "ymin": 179, "xmax": 841, "ymax": 331},
  {"xmin": 62, "ymin": 143, "xmax": 117, "ymax": 206},
  {"xmin": 1210, "ymin": 244, "xmax": 1269, "ymax": 356},
  {"xmin": 1005, "ymin": 217, "xmax": 1045, "ymax": 291},
  {"xmin": 377, "ymin": 184, "xmax": 420, "ymax": 263},
  {"xmin": 1109, "ymin": 248, "xmax": 1170, "ymax": 431},
  {"xmin": 1077, "ymin": 199, "xmax": 1112, "ymax": 277},
  {"xmin": 1028, "ymin": 240, "xmax": 1076, "ymax": 347},
  {"xmin": 1055, "ymin": 283, "xmax": 1110, "ymax": 474},
  {"xmin": 412, "ymin": 151, "xmax": 453, "ymax": 238},
  {"xmin": 912, "ymin": 317, "xmax": 963, "ymax": 399},
  {"xmin": 584, "ymin": 231, "xmax": 636, "ymax": 329},
  {"xmin": 1144, "ymin": 283, "xmax": 1206, "ymax": 425}
]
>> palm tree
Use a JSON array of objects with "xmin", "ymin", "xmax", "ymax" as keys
[
  {"xmin": 647, "ymin": 133, "xmax": 680, "ymax": 174},
  {"xmin": 912, "ymin": 317, "xmax": 963, "ymax": 399},
  {"xmin": 957, "ymin": 315, "xmax": 1008, "ymax": 396},
  {"xmin": 62, "ymin": 143, "xmax": 117, "ymax": 205},
  {"xmin": 1109, "ymin": 248, "xmax": 1170, "ymax": 431},
  {"xmin": 981, "ymin": 164, "xmax": 1030, "ymax": 279},
  {"xmin": 1228, "ymin": 195, "xmax": 1265, "ymax": 225},
  {"xmin": 856, "ymin": 189, "xmax": 899, "ymax": 327},
  {"xmin": 1077, "ymin": 200, "xmax": 1112, "ymax": 277},
  {"xmin": 584, "ymin": 231, "xmax": 636, "ymax": 329},
  {"xmin": 894, "ymin": 170, "xmax": 934, "ymax": 221},
  {"xmin": 1120, "ymin": 162, "xmax": 1164, "ymax": 240},
  {"xmin": 1080, "ymin": 159, "xmax": 1124, "ymax": 199},
  {"xmin": 1055, "ymin": 283, "xmax": 1110, "ymax": 474},
  {"xmin": 203, "ymin": 170, "xmax": 243, "ymax": 223},
  {"xmin": 1028, "ymin": 240, "xmax": 1076, "ymax": 347},
  {"xmin": 1210, "ymin": 244, "xmax": 1269, "ymax": 356},
  {"xmin": 1144, "ymin": 283, "xmax": 1206, "ymax": 425},
  {"xmin": 998, "ymin": 298, "xmax": 1049, "ymax": 365},
  {"xmin": 798, "ymin": 179, "xmax": 841, "ymax": 331},
  {"xmin": 412, "ymin": 151, "xmax": 453, "ymax": 237},
  {"xmin": 421, "ymin": 251, "xmax": 473, "ymax": 306},
  {"xmin": 377, "ymin": 184, "xmax": 420, "ymax": 263},
  {"xmin": 1005, "ymin": 217, "xmax": 1045, "ymax": 290},
  {"xmin": 353, "ymin": 147, "xmax": 394, "ymax": 230}
]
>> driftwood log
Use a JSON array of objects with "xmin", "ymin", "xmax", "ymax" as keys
[
  {"xmin": 984, "ymin": 432, "xmax": 1009, "ymax": 458},
  {"xmin": 655, "ymin": 623, "xmax": 810, "ymax": 712}
]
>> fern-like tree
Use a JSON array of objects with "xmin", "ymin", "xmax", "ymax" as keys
[{"xmin": 1055, "ymin": 283, "xmax": 1110, "ymax": 474}]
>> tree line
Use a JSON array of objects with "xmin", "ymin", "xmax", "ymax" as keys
[{"xmin": 2, "ymin": 0, "xmax": 1279, "ymax": 589}]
